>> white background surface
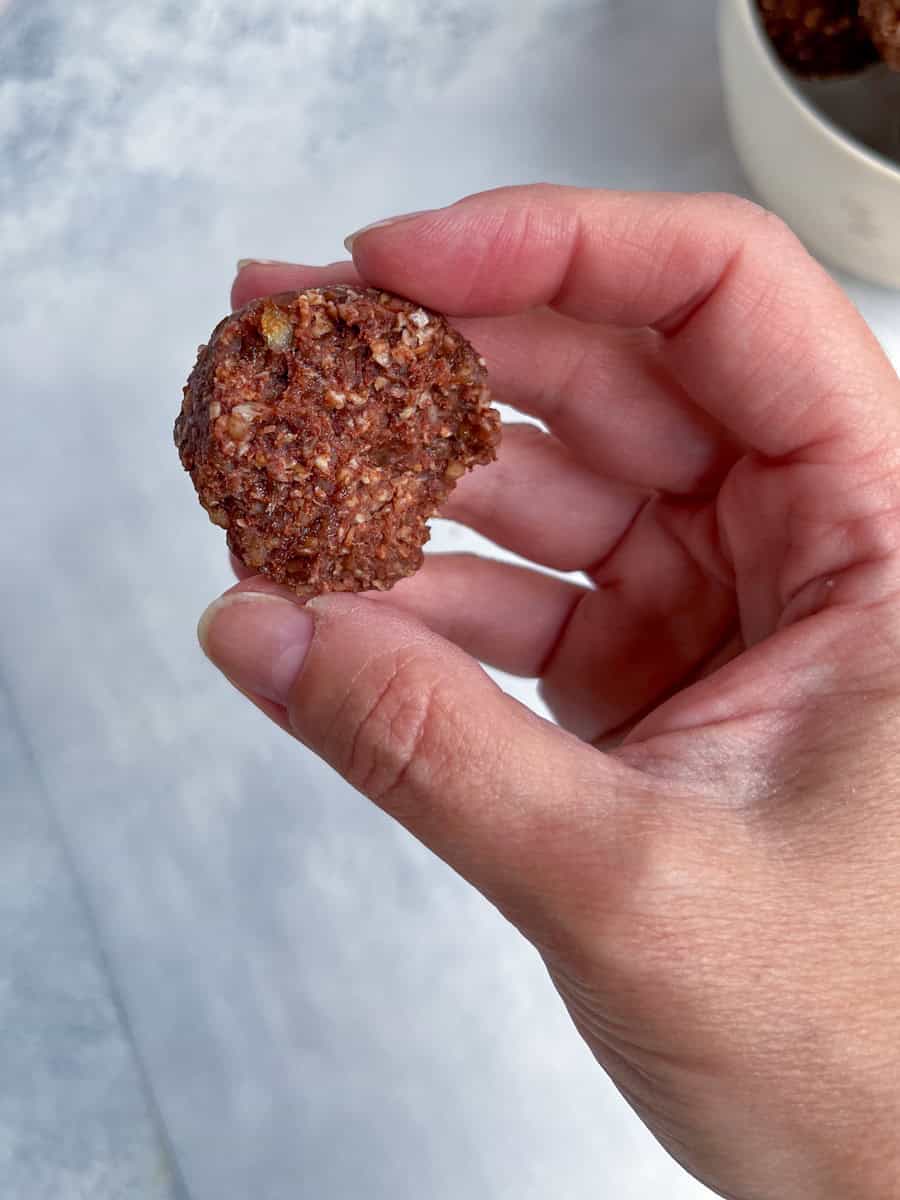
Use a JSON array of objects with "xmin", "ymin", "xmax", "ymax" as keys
[{"xmin": 3, "ymin": 2, "xmax": 900, "ymax": 1197}]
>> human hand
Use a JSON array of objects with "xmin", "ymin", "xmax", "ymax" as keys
[{"xmin": 201, "ymin": 186, "xmax": 900, "ymax": 1199}]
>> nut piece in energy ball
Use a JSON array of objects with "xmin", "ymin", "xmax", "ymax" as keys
[
  {"xmin": 174, "ymin": 287, "xmax": 501, "ymax": 597},
  {"xmin": 859, "ymin": 0, "xmax": 900, "ymax": 69},
  {"xmin": 757, "ymin": 0, "xmax": 878, "ymax": 75}
]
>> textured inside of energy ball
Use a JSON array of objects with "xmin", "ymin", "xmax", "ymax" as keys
[
  {"xmin": 757, "ymin": 0, "xmax": 879, "ymax": 75},
  {"xmin": 175, "ymin": 287, "xmax": 501, "ymax": 596}
]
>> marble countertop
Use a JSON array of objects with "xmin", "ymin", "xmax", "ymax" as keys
[{"xmin": 2, "ymin": 1, "xmax": 899, "ymax": 1197}]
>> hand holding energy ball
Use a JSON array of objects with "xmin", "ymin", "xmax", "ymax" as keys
[{"xmin": 199, "ymin": 187, "xmax": 900, "ymax": 1198}]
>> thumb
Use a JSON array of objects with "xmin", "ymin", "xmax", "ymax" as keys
[{"xmin": 198, "ymin": 581, "xmax": 614, "ymax": 913}]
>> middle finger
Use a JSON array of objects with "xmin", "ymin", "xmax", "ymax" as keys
[
  {"xmin": 442, "ymin": 423, "xmax": 646, "ymax": 572},
  {"xmin": 457, "ymin": 306, "xmax": 737, "ymax": 495}
]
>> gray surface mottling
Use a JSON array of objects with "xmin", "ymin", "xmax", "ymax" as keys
[
  {"xmin": 0, "ymin": 681, "xmax": 181, "ymax": 1198},
  {"xmin": 2, "ymin": 1, "xmax": 899, "ymax": 1197}
]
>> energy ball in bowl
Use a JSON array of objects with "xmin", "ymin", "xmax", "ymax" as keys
[
  {"xmin": 175, "ymin": 287, "xmax": 501, "ymax": 597},
  {"xmin": 860, "ymin": 0, "xmax": 900, "ymax": 68},
  {"xmin": 757, "ymin": 0, "xmax": 878, "ymax": 75}
]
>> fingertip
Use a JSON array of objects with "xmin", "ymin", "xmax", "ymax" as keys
[
  {"xmin": 344, "ymin": 210, "xmax": 435, "ymax": 254},
  {"xmin": 346, "ymin": 186, "xmax": 580, "ymax": 316},
  {"xmin": 236, "ymin": 258, "xmax": 289, "ymax": 274},
  {"xmin": 230, "ymin": 262, "xmax": 296, "ymax": 310},
  {"xmin": 198, "ymin": 589, "xmax": 315, "ymax": 705},
  {"xmin": 230, "ymin": 551, "xmax": 257, "ymax": 581},
  {"xmin": 230, "ymin": 260, "xmax": 363, "ymax": 310}
]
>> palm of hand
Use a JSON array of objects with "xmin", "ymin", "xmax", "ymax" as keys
[{"xmin": 537, "ymin": 452, "xmax": 900, "ymax": 1197}]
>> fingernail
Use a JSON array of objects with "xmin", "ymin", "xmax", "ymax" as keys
[
  {"xmin": 343, "ymin": 210, "xmax": 432, "ymax": 253},
  {"xmin": 198, "ymin": 592, "xmax": 314, "ymax": 705},
  {"xmin": 235, "ymin": 258, "xmax": 291, "ymax": 274}
]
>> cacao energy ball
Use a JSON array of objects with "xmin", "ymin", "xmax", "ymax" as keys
[{"xmin": 175, "ymin": 287, "xmax": 501, "ymax": 597}]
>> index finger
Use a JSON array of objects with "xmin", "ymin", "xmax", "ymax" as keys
[{"xmin": 346, "ymin": 186, "xmax": 900, "ymax": 459}]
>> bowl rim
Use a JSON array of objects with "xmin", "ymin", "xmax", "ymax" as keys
[{"xmin": 735, "ymin": 0, "xmax": 900, "ymax": 181}]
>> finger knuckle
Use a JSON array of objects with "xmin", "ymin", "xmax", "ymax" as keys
[
  {"xmin": 704, "ymin": 190, "xmax": 769, "ymax": 224},
  {"xmin": 338, "ymin": 649, "xmax": 446, "ymax": 813},
  {"xmin": 724, "ymin": 194, "xmax": 797, "ymax": 248}
]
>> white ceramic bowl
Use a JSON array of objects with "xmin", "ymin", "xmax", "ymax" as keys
[{"xmin": 718, "ymin": 0, "xmax": 900, "ymax": 288}]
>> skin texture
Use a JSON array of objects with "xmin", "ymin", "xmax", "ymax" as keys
[{"xmin": 199, "ymin": 186, "xmax": 900, "ymax": 1199}]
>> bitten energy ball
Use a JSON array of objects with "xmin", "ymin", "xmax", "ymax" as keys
[
  {"xmin": 175, "ymin": 287, "xmax": 501, "ymax": 596},
  {"xmin": 860, "ymin": 0, "xmax": 900, "ymax": 68},
  {"xmin": 757, "ymin": 0, "xmax": 878, "ymax": 75}
]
